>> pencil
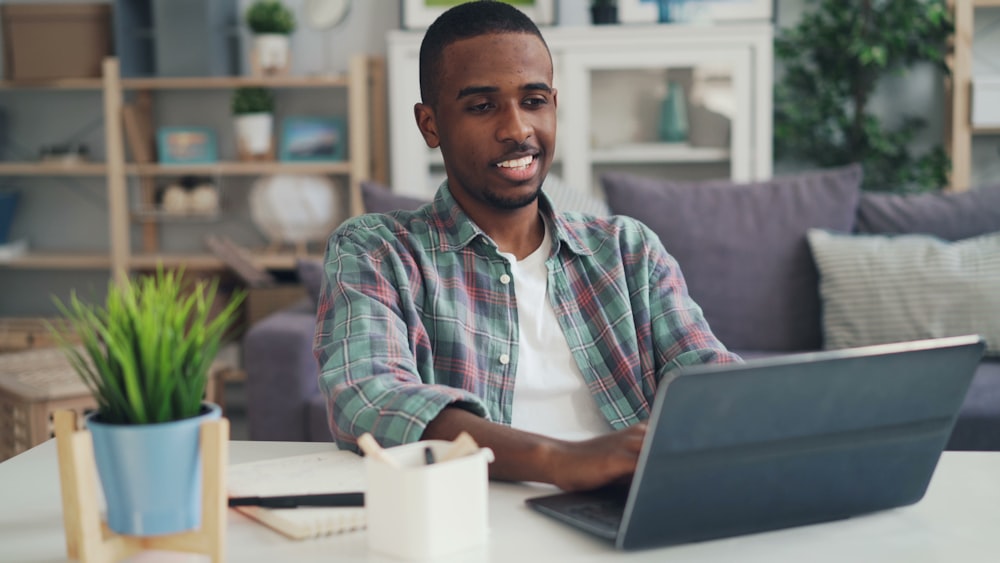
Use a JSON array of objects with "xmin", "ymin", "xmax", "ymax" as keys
[{"xmin": 228, "ymin": 492, "xmax": 365, "ymax": 508}]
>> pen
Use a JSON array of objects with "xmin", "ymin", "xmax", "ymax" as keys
[{"xmin": 228, "ymin": 492, "xmax": 365, "ymax": 508}]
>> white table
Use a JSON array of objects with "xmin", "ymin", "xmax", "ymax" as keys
[{"xmin": 2, "ymin": 440, "xmax": 999, "ymax": 562}]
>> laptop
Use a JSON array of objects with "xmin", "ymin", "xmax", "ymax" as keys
[{"xmin": 526, "ymin": 335, "xmax": 986, "ymax": 551}]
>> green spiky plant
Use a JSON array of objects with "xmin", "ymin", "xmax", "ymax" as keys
[
  {"xmin": 48, "ymin": 268, "xmax": 245, "ymax": 425},
  {"xmin": 232, "ymin": 87, "xmax": 274, "ymax": 115},
  {"xmin": 246, "ymin": 0, "xmax": 296, "ymax": 35},
  {"xmin": 774, "ymin": 0, "xmax": 953, "ymax": 193}
]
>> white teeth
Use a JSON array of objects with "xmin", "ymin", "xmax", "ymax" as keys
[{"xmin": 496, "ymin": 155, "xmax": 533, "ymax": 169}]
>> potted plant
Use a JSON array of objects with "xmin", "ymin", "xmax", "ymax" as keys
[
  {"xmin": 591, "ymin": 0, "xmax": 618, "ymax": 24},
  {"xmin": 773, "ymin": 0, "xmax": 953, "ymax": 192},
  {"xmin": 233, "ymin": 86, "xmax": 275, "ymax": 161},
  {"xmin": 246, "ymin": 0, "xmax": 296, "ymax": 76},
  {"xmin": 49, "ymin": 268, "xmax": 244, "ymax": 536}
]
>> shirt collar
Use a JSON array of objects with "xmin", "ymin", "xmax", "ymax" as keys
[{"xmin": 427, "ymin": 179, "xmax": 595, "ymax": 257}]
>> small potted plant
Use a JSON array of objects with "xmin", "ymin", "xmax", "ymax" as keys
[
  {"xmin": 246, "ymin": 0, "xmax": 296, "ymax": 76},
  {"xmin": 591, "ymin": 0, "xmax": 618, "ymax": 24},
  {"xmin": 232, "ymin": 86, "xmax": 275, "ymax": 161},
  {"xmin": 49, "ymin": 268, "xmax": 244, "ymax": 536}
]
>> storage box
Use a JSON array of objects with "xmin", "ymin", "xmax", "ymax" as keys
[
  {"xmin": 972, "ymin": 76, "xmax": 1000, "ymax": 128},
  {"xmin": 245, "ymin": 284, "xmax": 307, "ymax": 327},
  {"xmin": 1, "ymin": 3, "xmax": 112, "ymax": 80},
  {"xmin": 0, "ymin": 346, "xmax": 96, "ymax": 462}
]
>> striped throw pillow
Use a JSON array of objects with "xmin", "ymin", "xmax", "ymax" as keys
[{"xmin": 807, "ymin": 229, "xmax": 1000, "ymax": 356}]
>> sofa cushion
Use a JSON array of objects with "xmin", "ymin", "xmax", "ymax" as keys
[
  {"xmin": 362, "ymin": 180, "xmax": 427, "ymax": 213},
  {"xmin": 807, "ymin": 229, "xmax": 1000, "ymax": 356},
  {"xmin": 948, "ymin": 359, "xmax": 1000, "ymax": 451},
  {"xmin": 297, "ymin": 258, "xmax": 324, "ymax": 306},
  {"xmin": 857, "ymin": 184, "xmax": 1000, "ymax": 241},
  {"xmin": 601, "ymin": 164, "xmax": 863, "ymax": 351}
]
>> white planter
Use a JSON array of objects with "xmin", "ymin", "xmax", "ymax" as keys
[
  {"xmin": 234, "ymin": 113, "xmax": 274, "ymax": 157},
  {"xmin": 253, "ymin": 34, "xmax": 290, "ymax": 75}
]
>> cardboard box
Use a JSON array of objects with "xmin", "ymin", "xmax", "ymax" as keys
[
  {"xmin": 1, "ymin": 3, "xmax": 112, "ymax": 80},
  {"xmin": 245, "ymin": 284, "xmax": 308, "ymax": 327}
]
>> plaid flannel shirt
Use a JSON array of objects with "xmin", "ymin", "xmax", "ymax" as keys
[{"xmin": 315, "ymin": 183, "xmax": 740, "ymax": 451}]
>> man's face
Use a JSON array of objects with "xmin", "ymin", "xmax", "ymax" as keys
[{"xmin": 415, "ymin": 32, "xmax": 557, "ymax": 213}]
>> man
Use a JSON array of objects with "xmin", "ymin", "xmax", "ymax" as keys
[{"xmin": 315, "ymin": 0, "xmax": 739, "ymax": 492}]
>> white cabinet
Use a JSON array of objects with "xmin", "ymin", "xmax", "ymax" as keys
[{"xmin": 387, "ymin": 23, "xmax": 773, "ymax": 199}]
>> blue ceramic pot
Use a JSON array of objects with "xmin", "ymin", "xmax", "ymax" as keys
[{"xmin": 86, "ymin": 403, "xmax": 222, "ymax": 536}]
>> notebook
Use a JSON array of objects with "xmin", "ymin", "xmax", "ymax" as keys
[
  {"xmin": 526, "ymin": 335, "xmax": 986, "ymax": 551},
  {"xmin": 227, "ymin": 450, "xmax": 367, "ymax": 540}
]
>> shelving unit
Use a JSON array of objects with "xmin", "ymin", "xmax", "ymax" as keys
[
  {"xmin": 947, "ymin": 0, "xmax": 1000, "ymax": 191},
  {"xmin": 0, "ymin": 56, "xmax": 383, "ymax": 285},
  {"xmin": 387, "ymin": 24, "xmax": 772, "ymax": 199}
]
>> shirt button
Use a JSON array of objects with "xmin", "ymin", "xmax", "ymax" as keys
[
  {"xmin": 500, "ymin": 274, "xmax": 511, "ymax": 285},
  {"xmin": 499, "ymin": 353, "xmax": 510, "ymax": 365}
]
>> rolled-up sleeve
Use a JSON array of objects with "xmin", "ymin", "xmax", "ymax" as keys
[{"xmin": 314, "ymin": 224, "xmax": 488, "ymax": 452}]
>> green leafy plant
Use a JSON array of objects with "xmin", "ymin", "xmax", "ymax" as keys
[
  {"xmin": 246, "ymin": 0, "xmax": 296, "ymax": 35},
  {"xmin": 232, "ymin": 87, "xmax": 274, "ymax": 115},
  {"xmin": 49, "ymin": 268, "xmax": 245, "ymax": 425},
  {"xmin": 773, "ymin": 0, "xmax": 953, "ymax": 192}
]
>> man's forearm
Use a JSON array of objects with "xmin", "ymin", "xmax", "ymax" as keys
[{"xmin": 421, "ymin": 407, "xmax": 561, "ymax": 484}]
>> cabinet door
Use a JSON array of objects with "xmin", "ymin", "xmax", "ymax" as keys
[{"xmin": 559, "ymin": 45, "xmax": 753, "ymax": 197}]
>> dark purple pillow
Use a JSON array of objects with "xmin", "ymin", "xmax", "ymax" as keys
[
  {"xmin": 857, "ymin": 185, "xmax": 1000, "ymax": 241},
  {"xmin": 361, "ymin": 180, "xmax": 428, "ymax": 213},
  {"xmin": 601, "ymin": 164, "xmax": 863, "ymax": 352}
]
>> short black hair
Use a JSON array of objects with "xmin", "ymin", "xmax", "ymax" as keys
[{"xmin": 419, "ymin": 0, "xmax": 549, "ymax": 105}]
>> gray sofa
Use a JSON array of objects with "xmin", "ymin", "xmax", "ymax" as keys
[{"xmin": 244, "ymin": 168, "xmax": 1000, "ymax": 449}]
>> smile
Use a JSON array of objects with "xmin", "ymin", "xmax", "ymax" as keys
[{"xmin": 496, "ymin": 155, "xmax": 534, "ymax": 170}]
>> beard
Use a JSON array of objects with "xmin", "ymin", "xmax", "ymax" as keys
[{"xmin": 482, "ymin": 183, "xmax": 542, "ymax": 210}]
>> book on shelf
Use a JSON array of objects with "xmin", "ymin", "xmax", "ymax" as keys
[{"xmin": 227, "ymin": 450, "xmax": 367, "ymax": 540}]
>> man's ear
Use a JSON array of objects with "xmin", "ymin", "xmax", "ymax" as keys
[
  {"xmin": 552, "ymin": 87, "xmax": 558, "ymax": 110},
  {"xmin": 414, "ymin": 103, "xmax": 440, "ymax": 149}
]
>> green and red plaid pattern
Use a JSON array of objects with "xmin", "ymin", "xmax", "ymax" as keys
[{"xmin": 315, "ymin": 183, "xmax": 740, "ymax": 451}]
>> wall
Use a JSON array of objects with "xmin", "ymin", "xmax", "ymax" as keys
[{"xmin": 0, "ymin": 0, "xmax": 996, "ymax": 316}]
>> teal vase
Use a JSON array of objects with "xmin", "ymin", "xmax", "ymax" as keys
[
  {"xmin": 87, "ymin": 403, "xmax": 222, "ymax": 536},
  {"xmin": 659, "ymin": 81, "xmax": 689, "ymax": 142}
]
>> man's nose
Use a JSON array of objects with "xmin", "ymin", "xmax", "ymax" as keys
[{"xmin": 495, "ymin": 105, "xmax": 532, "ymax": 144}]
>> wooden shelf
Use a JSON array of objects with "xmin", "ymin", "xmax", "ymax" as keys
[
  {"xmin": 0, "ymin": 78, "xmax": 103, "ymax": 90},
  {"xmin": 0, "ymin": 253, "xmax": 111, "ymax": 269},
  {"xmin": 129, "ymin": 252, "xmax": 323, "ymax": 271},
  {"xmin": 0, "ymin": 162, "xmax": 108, "ymax": 176},
  {"xmin": 121, "ymin": 74, "xmax": 350, "ymax": 90},
  {"xmin": 127, "ymin": 162, "xmax": 352, "ymax": 176},
  {"xmin": 590, "ymin": 143, "xmax": 730, "ymax": 164}
]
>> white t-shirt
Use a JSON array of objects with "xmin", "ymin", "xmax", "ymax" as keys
[{"xmin": 500, "ymin": 220, "xmax": 613, "ymax": 442}]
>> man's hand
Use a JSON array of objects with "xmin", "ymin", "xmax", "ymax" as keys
[
  {"xmin": 545, "ymin": 422, "xmax": 647, "ymax": 492},
  {"xmin": 422, "ymin": 407, "xmax": 648, "ymax": 492}
]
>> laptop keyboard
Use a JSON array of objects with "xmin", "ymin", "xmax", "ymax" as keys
[{"xmin": 563, "ymin": 499, "xmax": 625, "ymax": 531}]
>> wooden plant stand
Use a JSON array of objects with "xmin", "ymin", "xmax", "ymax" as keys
[{"xmin": 53, "ymin": 410, "xmax": 228, "ymax": 563}]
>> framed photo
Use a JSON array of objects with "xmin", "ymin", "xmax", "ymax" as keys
[
  {"xmin": 402, "ymin": 0, "xmax": 555, "ymax": 30},
  {"xmin": 619, "ymin": 0, "xmax": 772, "ymax": 24},
  {"xmin": 279, "ymin": 116, "xmax": 346, "ymax": 162},
  {"xmin": 156, "ymin": 127, "xmax": 218, "ymax": 164}
]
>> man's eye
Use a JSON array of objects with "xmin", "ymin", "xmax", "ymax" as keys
[
  {"xmin": 524, "ymin": 97, "xmax": 548, "ymax": 108},
  {"xmin": 468, "ymin": 103, "xmax": 493, "ymax": 113}
]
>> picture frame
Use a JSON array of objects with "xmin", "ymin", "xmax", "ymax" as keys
[
  {"xmin": 279, "ymin": 116, "xmax": 346, "ymax": 162},
  {"xmin": 156, "ymin": 127, "xmax": 218, "ymax": 165},
  {"xmin": 402, "ymin": 0, "xmax": 555, "ymax": 30},
  {"xmin": 619, "ymin": 0, "xmax": 773, "ymax": 24}
]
